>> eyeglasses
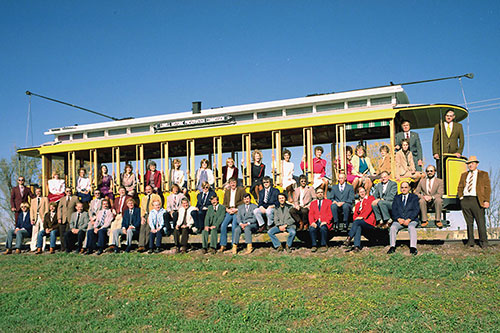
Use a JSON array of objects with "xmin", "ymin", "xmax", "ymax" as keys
[
  {"xmin": 426, "ymin": 170, "xmax": 434, "ymax": 173},
  {"xmin": 18, "ymin": 179, "xmax": 24, "ymax": 181}
]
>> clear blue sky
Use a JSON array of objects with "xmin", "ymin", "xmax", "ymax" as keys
[{"xmin": 1, "ymin": 1, "xmax": 500, "ymax": 171}]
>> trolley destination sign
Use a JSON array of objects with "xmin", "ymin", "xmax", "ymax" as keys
[{"xmin": 154, "ymin": 115, "xmax": 235, "ymax": 132}]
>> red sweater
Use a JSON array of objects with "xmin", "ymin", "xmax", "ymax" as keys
[{"xmin": 353, "ymin": 195, "xmax": 376, "ymax": 226}]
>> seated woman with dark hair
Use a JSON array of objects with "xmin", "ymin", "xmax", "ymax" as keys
[
  {"xmin": 121, "ymin": 163, "xmax": 137, "ymax": 197},
  {"xmin": 395, "ymin": 139, "xmax": 424, "ymax": 181},
  {"xmin": 76, "ymin": 168, "xmax": 92, "ymax": 203},
  {"xmin": 281, "ymin": 149, "xmax": 296, "ymax": 202},
  {"xmin": 343, "ymin": 186, "xmax": 376, "ymax": 252},
  {"xmin": 300, "ymin": 146, "xmax": 328, "ymax": 192},
  {"xmin": 351, "ymin": 144, "xmax": 375, "ymax": 193}
]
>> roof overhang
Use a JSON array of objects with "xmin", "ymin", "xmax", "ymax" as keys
[{"xmin": 394, "ymin": 104, "xmax": 468, "ymax": 129}]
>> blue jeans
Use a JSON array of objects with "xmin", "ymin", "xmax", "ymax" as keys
[
  {"xmin": 220, "ymin": 213, "xmax": 236, "ymax": 246},
  {"xmin": 37, "ymin": 229, "xmax": 59, "ymax": 249},
  {"xmin": 86, "ymin": 228, "xmax": 108, "ymax": 250},
  {"xmin": 6, "ymin": 229, "xmax": 29, "ymax": 249},
  {"xmin": 348, "ymin": 219, "xmax": 375, "ymax": 248},
  {"xmin": 309, "ymin": 224, "xmax": 329, "ymax": 247},
  {"xmin": 149, "ymin": 230, "xmax": 163, "ymax": 249},
  {"xmin": 268, "ymin": 226, "xmax": 296, "ymax": 248}
]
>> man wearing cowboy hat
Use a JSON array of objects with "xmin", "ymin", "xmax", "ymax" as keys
[{"xmin": 457, "ymin": 156, "xmax": 491, "ymax": 248}]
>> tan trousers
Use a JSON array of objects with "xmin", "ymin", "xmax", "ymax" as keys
[
  {"xmin": 30, "ymin": 215, "xmax": 45, "ymax": 252},
  {"xmin": 108, "ymin": 214, "xmax": 123, "ymax": 245}
]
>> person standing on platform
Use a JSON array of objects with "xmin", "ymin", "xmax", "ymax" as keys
[
  {"xmin": 395, "ymin": 120, "xmax": 423, "ymax": 171},
  {"xmin": 432, "ymin": 109, "xmax": 464, "ymax": 176},
  {"xmin": 10, "ymin": 176, "xmax": 34, "ymax": 225},
  {"xmin": 457, "ymin": 156, "xmax": 491, "ymax": 248},
  {"xmin": 57, "ymin": 188, "xmax": 79, "ymax": 252},
  {"xmin": 29, "ymin": 187, "xmax": 49, "ymax": 252}
]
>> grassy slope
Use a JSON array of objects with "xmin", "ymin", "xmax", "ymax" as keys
[{"xmin": 1, "ymin": 244, "xmax": 499, "ymax": 332}]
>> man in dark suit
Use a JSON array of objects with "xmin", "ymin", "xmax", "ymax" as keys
[
  {"xmin": 254, "ymin": 176, "xmax": 280, "ymax": 232},
  {"xmin": 328, "ymin": 173, "xmax": 354, "ymax": 231},
  {"xmin": 111, "ymin": 198, "xmax": 141, "ymax": 252},
  {"xmin": 371, "ymin": 171, "xmax": 397, "ymax": 228},
  {"xmin": 432, "ymin": 109, "xmax": 465, "ymax": 176},
  {"xmin": 457, "ymin": 156, "xmax": 491, "ymax": 248},
  {"xmin": 395, "ymin": 120, "xmax": 423, "ymax": 171},
  {"xmin": 194, "ymin": 181, "xmax": 216, "ymax": 233},
  {"xmin": 64, "ymin": 202, "xmax": 90, "ymax": 253},
  {"xmin": 308, "ymin": 188, "xmax": 333, "ymax": 252},
  {"xmin": 10, "ymin": 176, "xmax": 34, "ymax": 224},
  {"xmin": 388, "ymin": 181, "xmax": 420, "ymax": 255},
  {"xmin": 414, "ymin": 165, "xmax": 445, "ymax": 228},
  {"xmin": 233, "ymin": 193, "xmax": 258, "ymax": 255}
]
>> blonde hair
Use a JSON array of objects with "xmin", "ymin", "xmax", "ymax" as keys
[
  {"xmin": 226, "ymin": 157, "xmax": 234, "ymax": 164},
  {"xmin": 252, "ymin": 149, "xmax": 263, "ymax": 162},
  {"xmin": 20, "ymin": 202, "xmax": 30, "ymax": 209}
]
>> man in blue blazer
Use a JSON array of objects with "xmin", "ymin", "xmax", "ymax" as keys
[
  {"xmin": 111, "ymin": 198, "xmax": 141, "ymax": 253},
  {"xmin": 395, "ymin": 120, "xmax": 423, "ymax": 171},
  {"xmin": 328, "ymin": 173, "xmax": 354, "ymax": 231},
  {"xmin": 5, "ymin": 202, "xmax": 32, "ymax": 254},
  {"xmin": 371, "ymin": 171, "xmax": 398, "ymax": 228},
  {"xmin": 388, "ymin": 181, "xmax": 420, "ymax": 255},
  {"xmin": 254, "ymin": 176, "xmax": 280, "ymax": 232}
]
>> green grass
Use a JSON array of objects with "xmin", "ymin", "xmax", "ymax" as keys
[{"xmin": 1, "ymin": 245, "xmax": 500, "ymax": 332}]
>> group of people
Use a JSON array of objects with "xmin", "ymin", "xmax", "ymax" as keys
[{"xmin": 5, "ymin": 109, "xmax": 491, "ymax": 255}]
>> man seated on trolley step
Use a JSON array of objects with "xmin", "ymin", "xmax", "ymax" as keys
[
  {"xmin": 63, "ymin": 202, "xmax": 89, "ymax": 254},
  {"xmin": 371, "ymin": 171, "xmax": 397, "ymax": 229},
  {"xmin": 85, "ymin": 199, "xmax": 113, "ymax": 255},
  {"xmin": 138, "ymin": 185, "xmax": 162, "ymax": 252},
  {"xmin": 172, "ymin": 198, "xmax": 196, "ymax": 254},
  {"xmin": 268, "ymin": 192, "xmax": 297, "ymax": 253},
  {"xmin": 414, "ymin": 165, "xmax": 444, "ymax": 228},
  {"xmin": 201, "ymin": 195, "xmax": 225, "ymax": 254},
  {"xmin": 35, "ymin": 202, "xmax": 59, "ymax": 254},
  {"xmin": 387, "ymin": 181, "xmax": 420, "ymax": 255},
  {"xmin": 343, "ymin": 186, "xmax": 376, "ymax": 253},
  {"xmin": 308, "ymin": 187, "xmax": 333, "ymax": 253},
  {"xmin": 232, "ymin": 193, "xmax": 258, "ymax": 255},
  {"xmin": 220, "ymin": 177, "xmax": 246, "ymax": 253},
  {"xmin": 328, "ymin": 172, "xmax": 354, "ymax": 231},
  {"xmin": 254, "ymin": 176, "xmax": 280, "ymax": 233},
  {"xmin": 148, "ymin": 199, "xmax": 166, "ymax": 253},
  {"xmin": 193, "ymin": 181, "xmax": 216, "ymax": 234},
  {"xmin": 290, "ymin": 175, "xmax": 316, "ymax": 231},
  {"xmin": 112, "ymin": 198, "xmax": 141, "ymax": 253}
]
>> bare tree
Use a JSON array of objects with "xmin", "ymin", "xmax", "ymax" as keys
[
  {"xmin": 0, "ymin": 149, "xmax": 40, "ymax": 235},
  {"xmin": 486, "ymin": 167, "xmax": 499, "ymax": 231}
]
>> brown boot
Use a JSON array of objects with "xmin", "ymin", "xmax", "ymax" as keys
[
  {"xmin": 35, "ymin": 248, "xmax": 42, "ymax": 254},
  {"xmin": 49, "ymin": 248, "xmax": 55, "ymax": 254},
  {"xmin": 4, "ymin": 249, "xmax": 12, "ymax": 255},
  {"xmin": 219, "ymin": 245, "xmax": 226, "ymax": 253},
  {"xmin": 232, "ymin": 244, "xmax": 238, "ymax": 255},
  {"xmin": 303, "ymin": 223, "xmax": 309, "ymax": 231},
  {"xmin": 15, "ymin": 249, "xmax": 21, "ymax": 254},
  {"xmin": 242, "ymin": 243, "xmax": 253, "ymax": 255},
  {"xmin": 137, "ymin": 246, "xmax": 145, "ymax": 253}
]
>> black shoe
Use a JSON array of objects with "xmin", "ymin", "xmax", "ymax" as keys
[
  {"xmin": 345, "ymin": 246, "xmax": 360, "ymax": 253},
  {"xmin": 74, "ymin": 249, "xmax": 80, "ymax": 254},
  {"xmin": 114, "ymin": 247, "xmax": 120, "ymax": 254},
  {"xmin": 201, "ymin": 248, "xmax": 208, "ymax": 254},
  {"xmin": 387, "ymin": 247, "xmax": 396, "ymax": 254},
  {"xmin": 85, "ymin": 249, "xmax": 93, "ymax": 255},
  {"xmin": 97, "ymin": 249, "xmax": 103, "ymax": 255},
  {"xmin": 409, "ymin": 247, "xmax": 418, "ymax": 256},
  {"xmin": 257, "ymin": 225, "xmax": 266, "ymax": 233},
  {"xmin": 125, "ymin": 246, "xmax": 131, "ymax": 253},
  {"xmin": 310, "ymin": 246, "xmax": 317, "ymax": 253},
  {"xmin": 148, "ymin": 249, "xmax": 153, "ymax": 254},
  {"xmin": 154, "ymin": 248, "xmax": 161, "ymax": 253},
  {"xmin": 342, "ymin": 237, "xmax": 351, "ymax": 247},
  {"xmin": 465, "ymin": 241, "xmax": 475, "ymax": 247},
  {"xmin": 318, "ymin": 246, "xmax": 328, "ymax": 253}
]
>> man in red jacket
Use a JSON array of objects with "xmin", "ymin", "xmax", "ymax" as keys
[
  {"xmin": 308, "ymin": 188, "xmax": 332, "ymax": 253},
  {"xmin": 343, "ymin": 187, "xmax": 376, "ymax": 252}
]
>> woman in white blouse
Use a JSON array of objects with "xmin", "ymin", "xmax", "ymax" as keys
[
  {"xmin": 195, "ymin": 159, "xmax": 215, "ymax": 191},
  {"xmin": 281, "ymin": 149, "xmax": 296, "ymax": 202},
  {"xmin": 76, "ymin": 168, "xmax": 92, "ymax": 202},
  {"xmin": 170, "ymin": 158, "xmax": 187, "ymax": 194},
  {"xmin": 48, "ymin": 172, "xmax": 65, "ymax": 202}
]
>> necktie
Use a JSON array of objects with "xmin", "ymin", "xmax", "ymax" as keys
[
  {"xmin": 76, "ymin": 213, "xmax": 80, "ymax": 228},
  {"xmin": 446, "ymin": 123, "xmax": 451, "ymax": 137},
  {"xmin": 202, "ymin": 193, "xmax": 207, "ymax": 205},
  {"xmin": 318, "ymin": 200, "xmax": 322, "ymax": 211},
  {"xmin": 119, "ymin": 197, "xmax": 124, "ymax": 214},
  {"xmin": 246, "ymin": 205, "xmax": 249, "ymax": 213},
  {"xmin": 264, "ymin": 189, "xmax": 269, "ymax": 203},
  {"xmin": 100, "ymin": 211, "xmax": 106, "ymax": 227},
  {"xmin": 146, "ymin": 195, "xmax": 151, "ymax": 214},
  {"xmin": 129, "ymin": 209, "xmax": 133, "ymax": 224},
  {"xmin": 182, "ymin": 209, "xmax": 187, "ymax": 226},
  {"xmin": 37, "ymin": 198, "xmax": 40, "ymax": 214},
  {"xmin": 406, "ymin": 132, "xmax": 409, "ymax": 139},
  {"xmin": 466, "ymin": 171, "xmax": 473, "ymax": 193},
  {"xmin": 403, "ymin": 195, "xmax": 407, "ymax": 206}
]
